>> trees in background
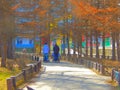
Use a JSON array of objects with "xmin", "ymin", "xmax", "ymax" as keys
[
  {"xmin": 15, "ymin": 0, "xmax": 50, "ymax": 54},
  {"xmin": 1, "ymin": 0, "xmax": 120, "ymax": 67},
  {"xmin": 69, "ymin": 0, "xmax": 120, "ymax": 60},
  {"xmin": 0, "ymin": 0, "xmax": 18, "ymax": 67}
]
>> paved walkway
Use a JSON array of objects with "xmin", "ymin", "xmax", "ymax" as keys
[{"xmin": 23, "ymin": 61, "xmax": 116, "ymax": 90}]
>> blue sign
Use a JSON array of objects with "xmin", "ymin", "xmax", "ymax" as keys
[{"xmin": 15, "ymin": 37, "xmax": 34, "ymax": 48}]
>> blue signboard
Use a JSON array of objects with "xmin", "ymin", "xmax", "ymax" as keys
[{"xmin": 15, "ymin": 37, "xmax": 34, "ymax": 48}]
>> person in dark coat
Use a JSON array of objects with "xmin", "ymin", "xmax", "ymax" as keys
[{"xmin": 53, "ymin": 43, "xmax": 60, "ymax": 62}]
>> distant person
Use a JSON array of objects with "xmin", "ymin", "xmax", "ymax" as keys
[
  {"xmin": 42, "ymin": 43, "xmax": 49, "ymax": 62},
  {"xmin": 53, "ymin": 43, "xmax": 60, "ymax": 62},
  {"xmin": 22, "ymin": 48, "xmax": 27, "ymax": 53}
]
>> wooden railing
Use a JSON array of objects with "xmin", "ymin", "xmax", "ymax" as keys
[
  {"xmin": 62, "ymin": 54, "xmax": 120, "ymax": 86},
  {"xmin": 77, "ymin": 58, "xmax": 104, "ymax": 74},
  {"xmin": 62, "ymin": 55, "xmax": 105, "ymax": 75},
  {"xmin": 7, "ymin": 61, "xmax": 42, "ymax": 90}
]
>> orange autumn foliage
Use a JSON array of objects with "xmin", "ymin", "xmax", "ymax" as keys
[
  {"xmin": 34, "ymin": 8, "xmax": 46, "ymax": 17},
  {"xmin": 38, "ymin": 0, "xmax": 50, "ymax": 9},
  {"xmin": 70, "ymin": 0, "xmax": 118, "ymax": 33},
  {"xmin": 69, "ymin": 0, "xmax": 98, "ymax": 17},
  {"xmin": 23, "ymin": 21, "xmax": 38, "ymax": 27},
  {"xmin": 11, "ymin": 4, "xmax": 20, "ymax": 11},
  {"xmin": 98, "ymin": 7, "xmax": 117, "ymax": 14},
  {"xmin": 16, "ymin": 0, "xmax": 50, "ymax": 34}
]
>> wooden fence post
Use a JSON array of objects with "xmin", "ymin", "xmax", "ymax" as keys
[
  {"xmin": 88, "ymin": 61, "xmax": 90, "ymax": 68},
  {"xmin": 11, "ymin": 76, "xmax": 16, "ymax": 90},
  {"xmin": 97, "ymin": 63, "xmax": 99, "ymax": 72},
  {"xmin": 78, "ymin": 58, "xmax": 80, "ymax": 65},
  {"xmin": 40, "ymin": 61, "xmax": 41, "ymax": 68},
  {"xmin": 7, "ymin": 78, "xmax": 13, "ymax": 90},
  {"xmin": 90, "ymin": 61, "xmax": 93, "ymax": 68},
  {"xmin": 22, "ymin": 69, "xmax": 27, "ymax": 81},
  {"xmin": 34, "ymin": 64, "xmax": 37, "ymax": 72},
  {"xmin": 98, "ymin": 64, "xmax": 100, "ymax": 72},
  {"xmin": 101, "ymin": 65, "xmax": 105, "ymax": 75},
  {"xmin": 37, "ymin": 62, "xmax": 40, "ymax": 72},
  {"xmin": 93, "ymin": 62, "xmax": 96, "ymax": 70},
  {"xmin": 30, "ymin": 65, "xmax": 33, "ymax": 77},
  {"xmin": 95, "ymin": 63, "xmax": 97, "ymax": 70},
  {"xmin": 111, "ymin": 69, "xmax": 115, "ymax": 81},
  {"xmin": 37, "ymin": 63, "xmax": 39, "ymax": 72}
]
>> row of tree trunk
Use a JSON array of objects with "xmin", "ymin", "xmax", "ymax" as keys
[
  {"xmin": 0, "ymin": 37, "xmax": 14, "ymax": 67},
  {"xmin": 61, "ymin": 30, "xmax": 120, "ymax": 61}
]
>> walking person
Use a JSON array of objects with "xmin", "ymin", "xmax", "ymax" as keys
[
  {"xmin": 42, "ymin": 43, "xmax": 49, "ymax": 62},
  {"xmin": 53, "ymin": 43, "xmax": 60, "ymax": 62}
]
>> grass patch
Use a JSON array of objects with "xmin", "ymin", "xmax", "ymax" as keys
[
  {"xmin": 0, "ymin": 67, "xmax": 20, "ymax": 90},
  {"xmin": 0, "ymin": 53, "xmax": 38, "ymax": 90}
]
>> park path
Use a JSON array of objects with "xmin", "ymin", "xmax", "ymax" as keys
[{"xmin": 23, "ymin": 61, "xmax": 116, "ymax": 90}]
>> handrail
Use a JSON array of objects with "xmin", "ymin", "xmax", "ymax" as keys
[
  {"xmin": 6, "ymin": 60, "xmax": 42, "ymax": 90},
  {"xmin": 63, "ymin": 54, "xmax": 120, "ymax": 86},
  {"xmin": 63, "ymin": 55, "xmax": 105, "ymax": 75}
]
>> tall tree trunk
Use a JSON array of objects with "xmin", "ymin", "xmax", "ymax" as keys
[
  {"xmin": 85, "ymin": 33, "xmax": 88, "ymax": 57},
  {"xmin": 73, "ymin": 40, "xmax": 76, "ymax": 62},
  {"xmin": 102, "ymin": 32, "xmax": 105, "ymax": 59},
  {"xmin": 73, "ymin": 39, "xmax": 76, "ymax": 55},
  {"xmin": 62, "ymin": 34, "xmax": 65, "ymax": 56},
  {"xmin": 7, "ymin": 37, "xmax": 14, "ymax": 59},
  {"xmin": 0, "ymin": 45, "xmax": 1, "ymax": 57},
  {"xmin": 66, "ymin": 33, "xmax": 70, "ymax": 61},
  {"xmin": 67, "ymin": 33, "xmax": 70, "ymax": 56},
  {"xmin": 39, "ymin": 37, "xmax": 42, "ymax": 55},
  {"xmin": 112, "ymin": 32, "xmax": 116, "ymax": 60},
  {"xmin": 1, "ymin": 42, "xmax": 7, "ymax": 67},
  {"xmin": 77, "ymin": 41, "xmax": 80, "ymax": 58},
  {"xmin": 116, "ymin": 33, "xmax": 120, "ymax": 61},
  {"xmin": 48, "ymin": 33, "xmax": 51, "ymax": 54},
  {"xmin": 90, "ymin": 31, "xmax": 93, "ymax": 58},
  {"xmin": 79, "ymin": 34, "xmax": 82, "ymax": 57},
  {"xmin": 33, "ymin": 37, "xmax": 36, "ymax": 53},
  {"xmin": 95, "ymin": 31, "xmax": 99, "ymax": 58},
  {"xmin": 47, "ymin": 33, "xmax": 51, "ymax": 54}
]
